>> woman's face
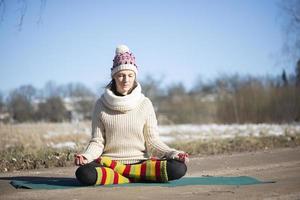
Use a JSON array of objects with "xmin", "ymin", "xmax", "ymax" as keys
[{"xmin": 113, "ymin": 70, "xmax": 136, "ymax": 95}]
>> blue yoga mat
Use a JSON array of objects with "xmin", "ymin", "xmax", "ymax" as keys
[{"xmin": 10, "ymin": 176, "xmax": 274, "ymax": 190}]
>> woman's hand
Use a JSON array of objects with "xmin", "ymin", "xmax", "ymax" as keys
[
  {"xmin": 74, "ymin": 154, "xmax": 88, "ymax": 166},
  {"xmin": 174, "ymin": 152, "xmax": 189, "ymax": 164}
]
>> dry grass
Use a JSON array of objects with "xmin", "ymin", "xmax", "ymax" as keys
[
  {"xmin": 0, "ymin": 122, "xmax": 90, "ymax": 151},
  {"xmin": 0, "ymin": 122, "xmax": 90, "ymax": 172},
  {"xmin": 1, "ymin": 122, "xmax": 300, "ymax": 172},
  {"xmin": 169, "ymin": 134, "xmax": 300, "ymax": 155}
]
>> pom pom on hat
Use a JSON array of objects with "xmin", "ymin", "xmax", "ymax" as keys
[
  {"xmin": 111, "ymin": 45, "xmax": 138, "ymax": 77},
  {"xmin": 115, "ymin": 45, "xmax": 130, "ymax": 55}
]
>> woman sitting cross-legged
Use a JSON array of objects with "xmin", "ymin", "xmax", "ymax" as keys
[{"xmin": 74, "ymin": 45, "xmax": 189, "ymax": 185}]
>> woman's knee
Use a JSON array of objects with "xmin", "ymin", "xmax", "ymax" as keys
[
  {"xmin": 166, "ymin": 159, "xmax": 187, "ymax": 181},
  {"xmin": 75, "ymin": 164, "xmax": 97, "ymax": 185}
]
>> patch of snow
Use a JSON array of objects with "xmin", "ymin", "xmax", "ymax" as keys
[
  {"xmin": 158, "ymin": 124, "xmax": 300, "ymax": 143},
  {"xmin": 50, "ymin": 142, "xmax": 77, "ymax": 149}
]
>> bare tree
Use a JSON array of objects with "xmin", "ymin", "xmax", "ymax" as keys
[
  {"xmin": 282, "ymin": 69, "xmax": 289, "ymax": 87},
  {"xmin": 65, "ymin": 83, "xmax": 95, "ymax": 98},
  {"xmin": 7, "ymin": 90, "xmax": 34, "ymax": 122},
  {"xmin": 42, "ymin": 81, "xmax": 60, "ymax": 98},
  {"xmin": 280, "ymin": 0, "xmax": 300, "ymax": 61},
  {"xmin": 296, "ymin": 59, "xmax": 300, "ymax": 86},
  {"xmin": 140, "ymin": 75, "xmax": 164, "ymax": 104},
  {"xmin": 15, "ymin": 85, "xmax": 37, "ymax": 101},
  {"xmin": 0, "ymin": 92, "xmax": 4, "ymax": 112},
  {"xmin": 36, "ymin": 96, "xmax": 67, "ymax": 122},
  {"xmin": 0, "ymin": 0, "xmax": 47, "ymax": 31},
  {"xmin": 0, "ymin": 0, "xmax": 5, "ymax": 23}
]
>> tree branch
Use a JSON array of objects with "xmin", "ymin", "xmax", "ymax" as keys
[
  {"xmin": 282, "ymin": 0, "xmax": 300, "ymax": 25},
  {"xmin": 37, "ymin": 0, "xmax": 47, "ymax": 25},
  {"xmin": 0, "ymin": 0, "xmax": 5, "ymax": 23},
  {"xmin": 17, "ymin": 0, "xmax": 27, "ymax": 31}
]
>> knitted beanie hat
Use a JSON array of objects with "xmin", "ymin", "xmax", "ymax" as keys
[{"xmin": 111, "ymin": 45, "xmax": 138, "ymax": 77}]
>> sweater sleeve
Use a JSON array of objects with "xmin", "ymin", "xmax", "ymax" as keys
[
  {"xmin": 81, "ymin": 99, "xmax": 105, "ymax": 163},
  {"xmin": 143, "ymin": 99, "xmax": 182, "ymax": 159}
]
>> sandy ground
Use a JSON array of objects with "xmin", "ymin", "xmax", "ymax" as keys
[{"xmin": 0, "ymin": 147, "xmax": 300, "ymax": 200}]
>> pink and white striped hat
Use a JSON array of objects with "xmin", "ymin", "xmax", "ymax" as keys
[{"xmin": 111, "ymin": 45, "xmax": 138, "ymax": 77}]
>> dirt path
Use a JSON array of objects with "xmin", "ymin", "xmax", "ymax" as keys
[{"xmin": 1, "ymin": 147, "xmax": 300, "ymax": 200}]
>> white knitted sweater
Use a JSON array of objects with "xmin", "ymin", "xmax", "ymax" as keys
[{"xmin": 81, "ymin": 83, "xmax": 181, "ymax": 164}]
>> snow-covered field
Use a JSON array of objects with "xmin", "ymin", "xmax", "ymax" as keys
[
  {"xmin": 158, "ymin": 124, "xmax": 300, "ymax": 143},
  {"xmin": 43, "ymin": 123, "xmax": 300, "ymax": 148}
]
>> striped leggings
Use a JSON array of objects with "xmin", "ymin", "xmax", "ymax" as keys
[{"xmin": 75, "ymin": 158, "xmax": 187, "ymax": 185}]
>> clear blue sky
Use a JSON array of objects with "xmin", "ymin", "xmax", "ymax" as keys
[{"xmin": 0, "ymin": 0, "xmax": 292, "ymax": 94}]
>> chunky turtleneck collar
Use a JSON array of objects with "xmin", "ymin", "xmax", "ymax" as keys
[{"xmin": 101, "ymin": 83, "xmax": 145, "ymax": 112}]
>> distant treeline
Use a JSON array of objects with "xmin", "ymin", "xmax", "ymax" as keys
[
  {"xmin": 143, "ymin": 61, "xmax": 300, "ymax": 124},
  {"xmin": 1, "ymin": 62, "xmax": 300, "ymax": 124},
  {"xmin": 0, "ymin": 82, "xmax": 96, "ymax": 123},
  {"xmin": 149, "ymin": 73, "xmax": 300, "ymax": 124}
]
